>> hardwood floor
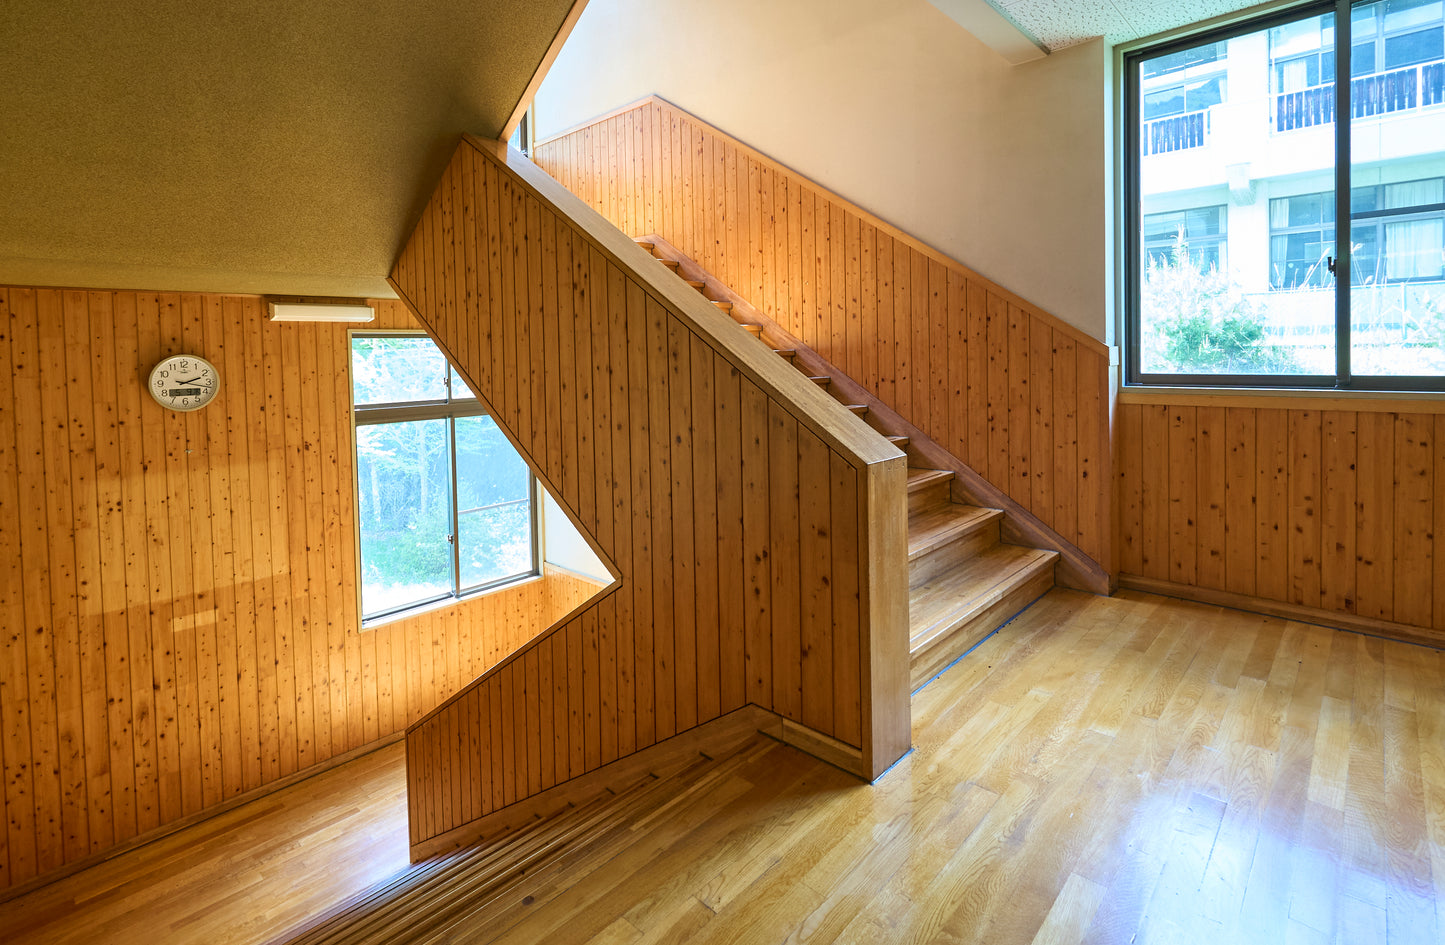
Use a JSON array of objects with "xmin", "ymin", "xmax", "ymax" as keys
[{"xmin": 2, "ymin": 588, "xmax": 1441, "ymax": 944}]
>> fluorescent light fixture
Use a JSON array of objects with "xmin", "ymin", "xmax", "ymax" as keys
[{"xmin": 267, "ymin": 296, "xmax": 376, "ymax": 323}]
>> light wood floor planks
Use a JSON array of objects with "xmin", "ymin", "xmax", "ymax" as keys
[{"xmin": 2, "ymin": 588, "xmax": 1440, "ymax": 944}]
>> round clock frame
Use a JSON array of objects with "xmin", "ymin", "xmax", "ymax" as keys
[{"xmin": 147, "ymin": 354, "xmax": 221, "ymax": 412}]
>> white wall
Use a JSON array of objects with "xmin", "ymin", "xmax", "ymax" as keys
[
  {"xmin": 534, "ymin": 0, "xmax": 1111, "ymax": 342},
  {"xmin": 542, "ymin": 489, "xmax": 610, "ymax": 582}
]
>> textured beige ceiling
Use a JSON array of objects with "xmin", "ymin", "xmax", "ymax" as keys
[
  {"xmin": 989, "ymin": 0, "xmax": 1276, "ymax": 50},
  {"xmin": 0, "ymin": 0, "xmax": 576, "ymax": 297}
]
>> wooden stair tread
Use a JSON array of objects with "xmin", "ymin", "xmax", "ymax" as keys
[
  {"xmin": 906, "ymin": 503, "xmax": 1003, "ymax": 561},
  {"xmin": 659, "ymin": 259, "xmax": 681, "ymax": 271},
  {"xmin": 906, "ymin": 468, "xmax": 953, "ymax": 494},
  {"xmin": 887, "ymin": 435, "xmax": 911, "ymax": 449},
  {"xmin": 844, "ymin": 404, "xmax": 868, "ymax": 416},
  {"xmin": 908, "ymin": 544, "xmax": 1056, "ymax": 649}
]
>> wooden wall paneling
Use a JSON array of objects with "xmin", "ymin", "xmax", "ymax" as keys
[
  {"xmin": 1355, "ymin": 413, "xmax": 1396, "ymax": 621},
  {"xmin": 1393, "ymin": 414, "xmax": 1433, "ymax": 628},
  {"xmin": 798, "ymin": 428, "xmax": 834, "ymax": 734},
  {"xmin": 625, "ymin": 283, "xmax": 655, "ymax": 750},
  {"xmin": 532, "ymin": 98, "xmax": 1114, "ymax": 577},
  {"xmin": 714, "ymin": 355, "xmax": 746, "ymax": 716},
  {"xmin": 1052, "ymin": 335, "xmax": 1079, "ymax": 546},
  {"xmin": 197, "ymin": 296, "xmax": 232, "ymax": 807},
  {"xmin": 1195, "ymin": 406, "xmax": 1227, "ymax": 591},
  {"xmin": 1116, "ymin": 403, "xmax": 1143, "ymax": 577},
  {"xmin": 830, "ymin": 452, "xmax": 862, "ymax": 748},
  {"xmin": 0, "ymin": 289, "xmax": 37, "ymax": 886},
  {"xmin": 587, "ymin": 248, "xmax": 617, "ymax": 764},
  {"xmin": 645, "ymin": 298, "xmax": 675, "ymax": 740},
  {"xmin": 609, "ymin": 270, "xmax": 636, "ymax": 757},
  {"xmin": 246, "ymin": 300, "xmax": 285, "ymax": 784},
  {"xmin": 985, "ymin": 293, "xmax": 1009, "ymax": 491},
  {"xmin": 860, "ymin": 224, "xmax": 878, "ymax": 403},
  {"xmin": 875, "ymin": 235, "xmax": 895, "ymax": 408},
  {"xmin": 768, "ymin": 403, "xmax": 802, "ymax": 723},
  {"xmin": 1254, "ymin": 408, "xmax": 1290, "ymax": 603},
  {"xmin": 63, "ymin": 291, "xmax": 113, "ymax": 853},
  {"xmin": 136, "ymin": 293, "xmax": 182, "ymax": 825},
  {"xmin": 668, "ymin": 319, "xmax": 698, "ymax": 733},
  {"xmin": 1436, "ymin": 415, "xmax": 1445, "ymax": 632},
  {"xmin": 1030, "ymin": 323, "xmax": 1054, "ymax": 523},
  {"xmin": 1139, "ymin": 405, "xmax": 1168, "ymax": 580},
  {"xmin": 965, "ymin": 281, "xmax": 988, "ymax": 470},
  {"xmin": 1075, "ymin": 347, "xmax": 1107, "ymax": 565},
  {"xmin": 117, "ymin": 294, "xmax": 161, "ymax": 835},
  {"xmin": 40, "ymin": 289, "xmax": 90, "ymax": 859},
  {"xmin": 691, "ymin": 335, "xmax": 721, "ymax": 724},
  {"xmin": 1223, "ymin": 407, "xmax": 1258, "ymax": 599},
  {"xmin": 279, "ymin": 315, "xmax": 314, "ymax": 769},
  {"xmin": 1287, "ymin": 411, "xmax": 1322, "ymax": 608},
  {"xmin": 1167, "ymin": 407, "xmax": 1197, "ymax": 586},
  {"xmin": 741, "ymin": 383, "xmax": 772, "ymax": 710},
  {"xmin": 1006, "ymin": 302, "xmax": 1031, "ymax": 512},
  {"xmin": 87, "ymin": 292, "xmax": 137, "ymax": 846}
]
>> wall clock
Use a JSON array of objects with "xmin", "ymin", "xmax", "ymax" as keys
[{"xmin": 148, "ymin": 354, "xmax": 220, "ymax": 412}]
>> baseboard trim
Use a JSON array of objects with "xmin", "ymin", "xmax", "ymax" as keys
[{"xmin": 1118, "ymin": 575, "xmax": 1445, "ymax": 650}]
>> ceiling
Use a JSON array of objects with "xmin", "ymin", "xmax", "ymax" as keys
[
  {"xmin": 0, "ymin": 0, "xmax": 576, "ymax": 299},
  {"xmin": 988, "ymin": 0, "xmax": 1280, "ymax": 50}
]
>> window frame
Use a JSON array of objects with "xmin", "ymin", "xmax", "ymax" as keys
[
  {"xmin": 1123, "ymin": 0, "xmax": 1445, "ymax": 392},
  {"xmin": 350, "ymin": 330, "xmax": 540, "ymax": 625}
]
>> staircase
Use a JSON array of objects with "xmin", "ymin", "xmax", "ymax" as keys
[{"xmin": 635, "ymin": 239, "xmax": 1058, "ymax": 691}]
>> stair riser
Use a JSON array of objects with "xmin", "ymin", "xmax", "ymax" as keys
[
  {"xmin": 907, "ymin": 480, "xmax": 952, "ymax": 516},
  {"xmin": 909, "ymin": 564, "xmax": 1054, "ymax": 690},
  {"xmin": 908, "ymin": 522, "xmax": 1003, "ymax": 591}
]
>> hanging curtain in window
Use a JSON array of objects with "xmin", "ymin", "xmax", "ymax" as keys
[
  {"xmin": 1280, "ymin": 58, "xmax": 1311, "ymax": 92},
  {"xmin": 1385, "ymin": 218, "xmax": 1444, "ymax": 278}
]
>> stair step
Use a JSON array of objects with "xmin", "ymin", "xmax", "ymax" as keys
[
  {"xmin": 659, "ymin": 259, "xmax": 681, "ymax": 271},
  {"xmin": 886, "ymin": 435, "xmax": 911, "ymax": 450},
  {"xmin": 773, "ymin": 349, "xmax": 797, "ymax": 361},
  {"xmin": 907, "ymin": 503, "xmax": 1005, "ymax": 590},
  {"xmin": 741, "ymin": 324, "xmax": 762, "ymax": 338},
  {"xmin": 634, "ymin": 238, "xmax": 658, "ymax": 256},
  {"xmin": 712, "ymin": 300, "xmax": 733, "ymax": 314},
  {"xmin": 909, "ymin": 545, "xmax": 1057, "ymax": 690},
  {"xmin": 906, "ymin": 468, "xmax": 954, "ymax": 515},
  {"xmin": 686, "ymin": 280, "xmax": 706, "ymax": 290},
  {"xmin": 844, "ymin": 404, "xmax": 869, "ymax": 417},
  {"xmin": 808, "ymin": 375, "xmax": 830, "ymax": 387}
]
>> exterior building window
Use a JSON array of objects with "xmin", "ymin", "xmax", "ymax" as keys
[
  {"xmin": 1128, "ymin": 0, "xmax": 1445, "ymax": 388},
  {"xmin": 1144, "ymin": 205, "xmax": 1227, "ymax": 272},
  {"xmin": 351, "ymin": 333, "xmax": 537, "ymax": 621}
]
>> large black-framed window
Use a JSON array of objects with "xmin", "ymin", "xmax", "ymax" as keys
[
  {"xmin": 1126, "ymin": 0, "xmax": 1445, "ymax": 389},
  {"xmin": 350, "ymin": 332, "xmax": 538, "ymax": 622}
]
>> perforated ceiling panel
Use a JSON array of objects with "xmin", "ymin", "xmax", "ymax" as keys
[{"xmin": 993, "ymin": 0, "xmax": 1271, "ymax": 50}]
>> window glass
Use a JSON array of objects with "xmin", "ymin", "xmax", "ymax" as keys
[
  {"xmin": 352, "ymin": 333, "xmax": 538, "ymax": 620},
  {"xmin": 1130, "ymin": 1, "xmax": 1445, "ymax": 387},
  {"xmin": 455, "ymin": 415, "xmax": 533, "ymax": 590},
  {"xmin": 351, "ymin": 335, "xmax": 448, "ymax": 406},
  {"xmin": 356, "ymin": 419, "xmax": 453, "ymax": 616}
]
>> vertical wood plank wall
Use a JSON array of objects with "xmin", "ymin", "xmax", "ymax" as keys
[
  {"xmin": 392, "ymin": 137, "xmax": 909, "ymax": 853},
  {"xmin": 1117, "ymin": 398, "xmax": 1445, "ymax": 638},
  {"xmin": 0, "ymin": 289, "xmax": 601, "ymax": 894},
  {"xmin": 532, "ymin": 97, "xmax": 1113, "ymax": 570}
]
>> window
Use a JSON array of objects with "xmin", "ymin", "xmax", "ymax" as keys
[
  {"xmin": 351, "ymin": 333, "xmax": 537, "ymax": 621},
  {"xmin": 1144, "ymin": 205, "xmax": 1227, "ymax": 272},
  {"xmin": 1127, "ymin": 0, "xmax": 1445, "ymax": 388}
]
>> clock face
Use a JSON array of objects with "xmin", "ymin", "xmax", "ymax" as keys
[{"xmin": 148, "ymin": 354, "xmax": 220, "ymax": 412}]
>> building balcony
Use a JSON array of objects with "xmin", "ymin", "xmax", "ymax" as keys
[
  {"xmin": 1142, "ymin": 110, "xmax": 1210, "ymax": 156},
  {"xmin": 1275, "ymin": 60, "xmax": 1445, "ymax": 132}
]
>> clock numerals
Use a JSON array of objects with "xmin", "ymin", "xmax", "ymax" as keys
[{"xmin": 149, "ymin": 355, "xmax": 219, "ymax": 412}]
